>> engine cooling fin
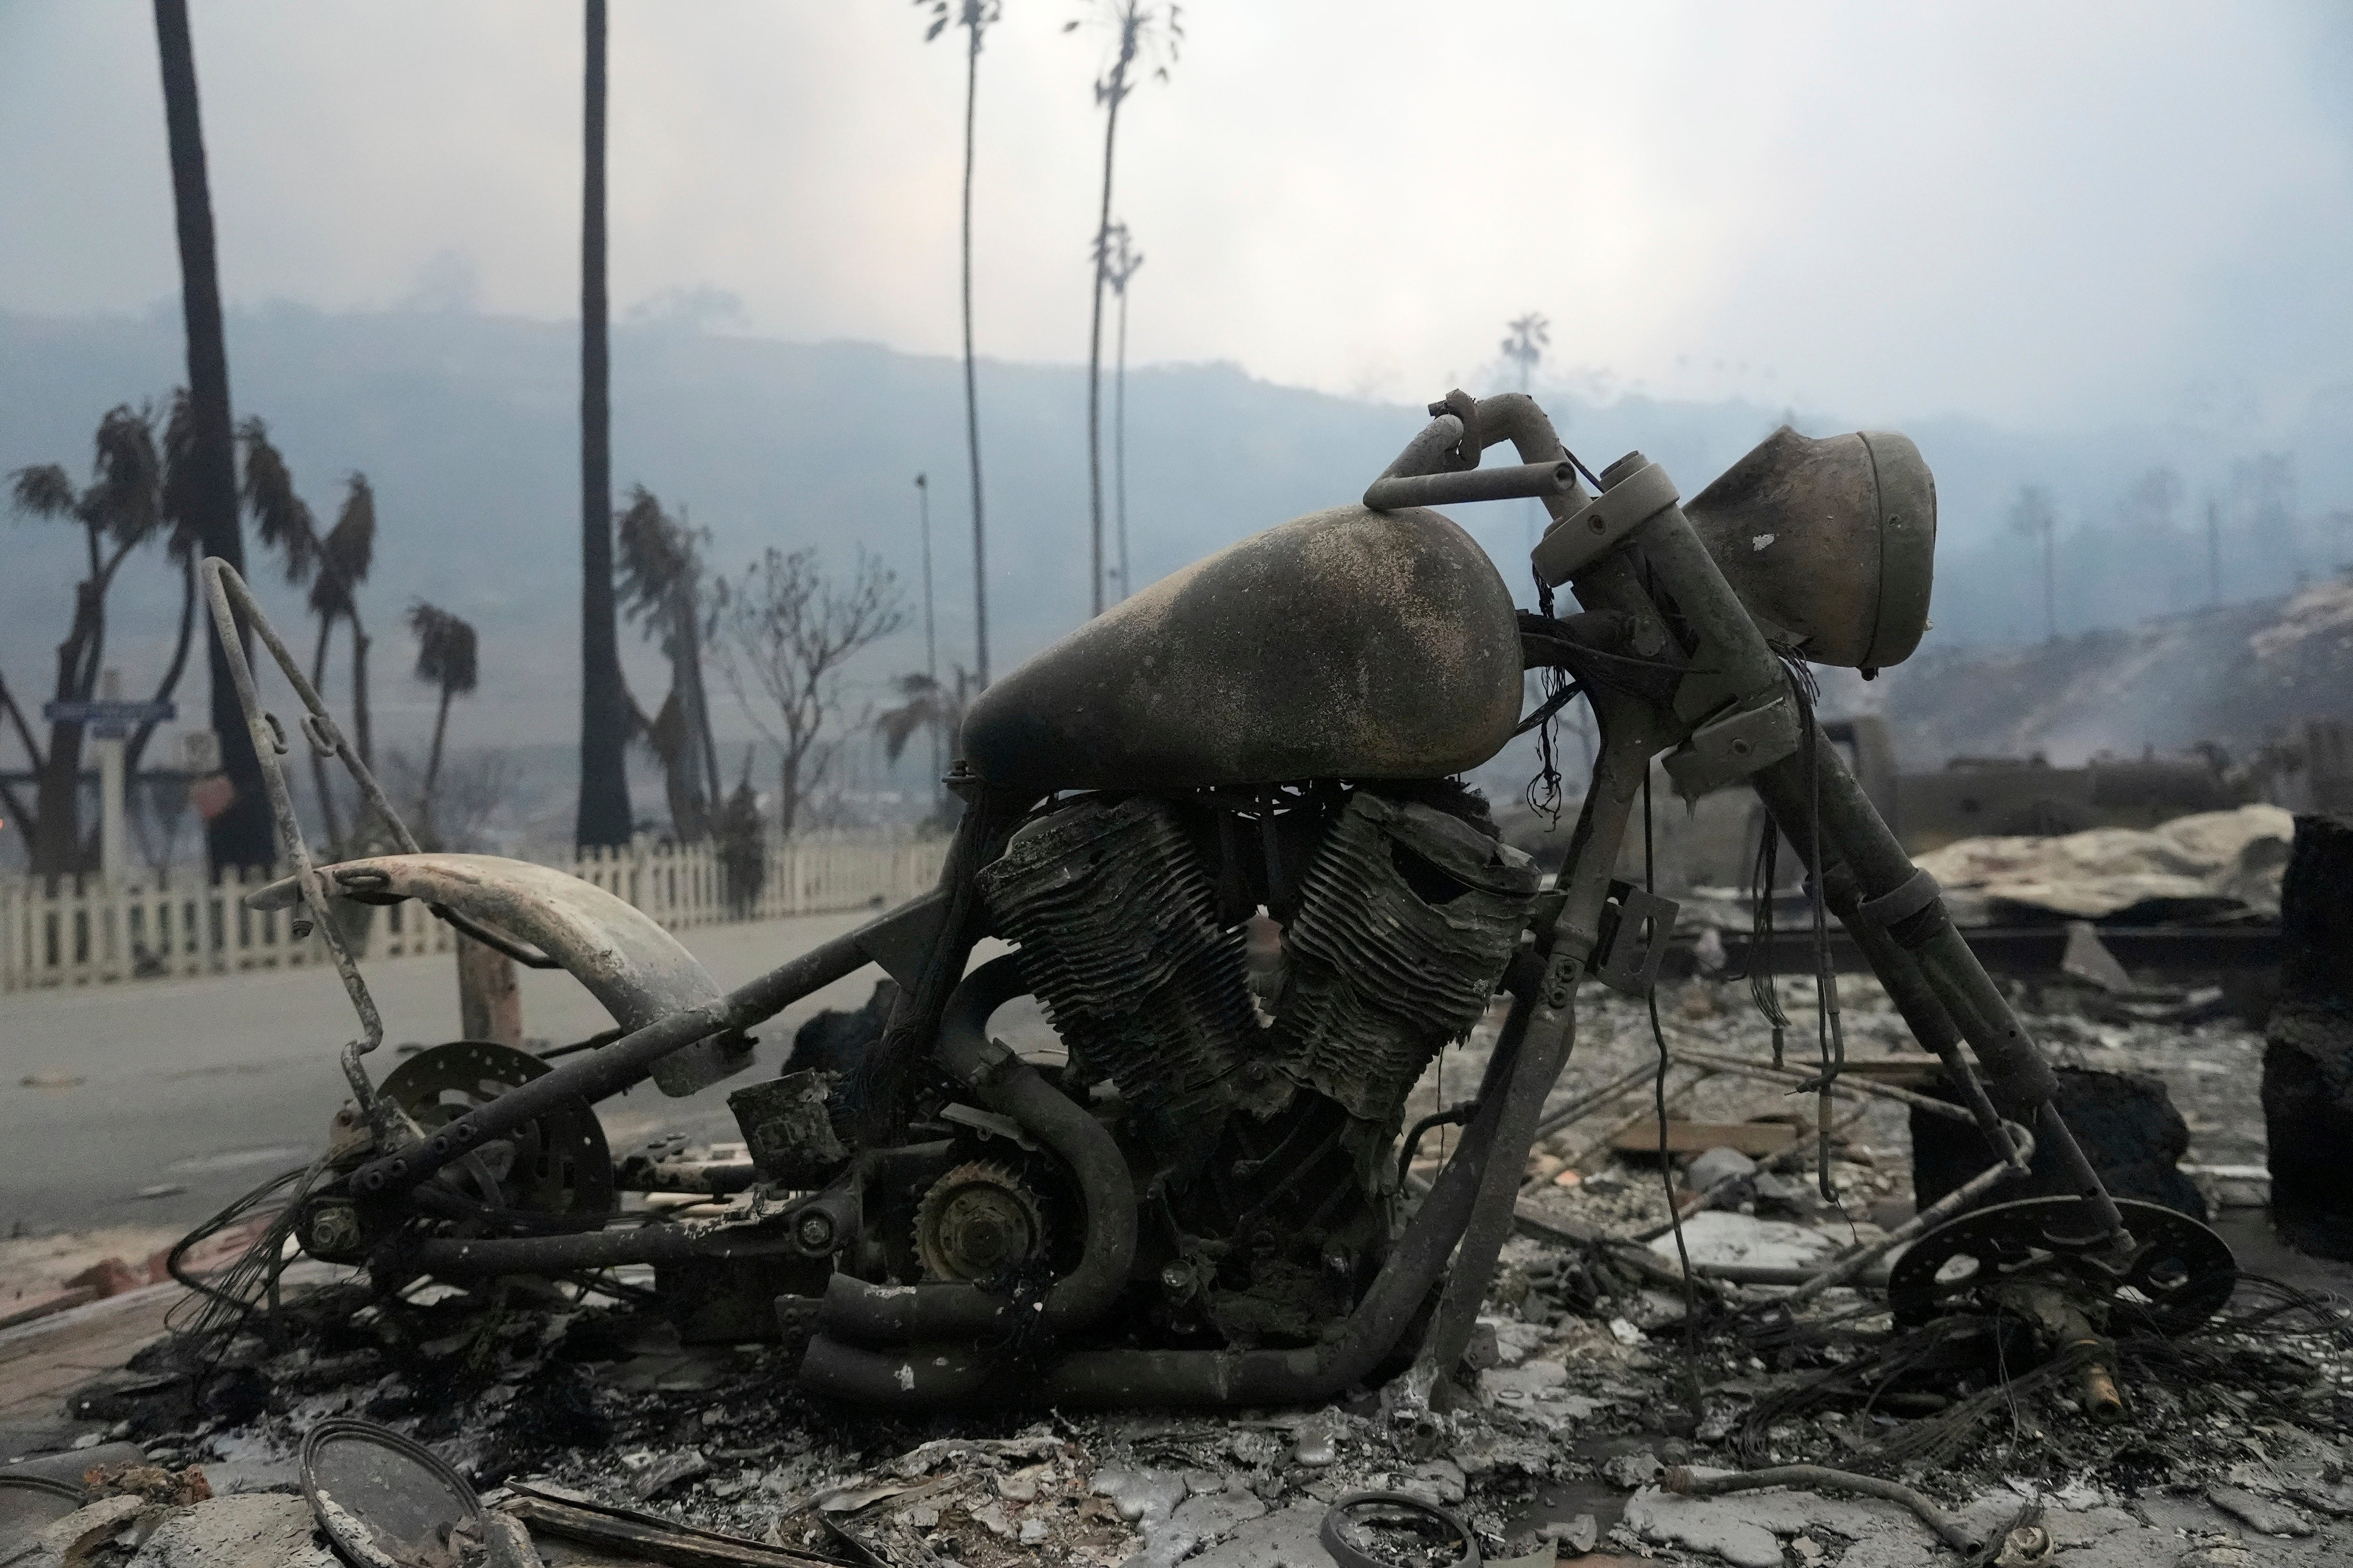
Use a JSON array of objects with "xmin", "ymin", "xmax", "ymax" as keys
[
  {"xmin": 1268, "ymin": 790, "xmax": 1541, "ymax": 1125},
  {"xmin": 977, "ymin": 796, "xmax": 1258, "ymax": 1162}
]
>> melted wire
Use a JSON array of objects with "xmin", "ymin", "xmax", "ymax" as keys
[{"xmin": 1524, "ymin": 570, "xmax": 1569, "ymax": 825}]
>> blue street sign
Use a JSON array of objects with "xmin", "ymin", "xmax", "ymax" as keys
[{"xmin": 42, "ymin": 698, "xmax": 176, "ymax": 739}]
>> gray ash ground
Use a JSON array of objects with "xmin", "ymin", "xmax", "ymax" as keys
[{"xmin": 89, "ymin": 975, "xmax": 2353, "ymax": 1564}]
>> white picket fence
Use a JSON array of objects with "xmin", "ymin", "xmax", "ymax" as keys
[{"xmin": 0, "ymin": 836, "xmax": 948, "ymax": 993}]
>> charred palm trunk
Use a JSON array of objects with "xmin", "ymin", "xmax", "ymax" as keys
[
  {"xmin": 350, "ymin": 614, "xmax": 373, "ymax": 768},
  {"xmin": 422, "ymin": 683, "xmax": 454, "ymax": 840},
  {"xmin": 575, "ymin": 0, "xmax": 633, "ymax": 849},
  {"xmin": 961, "ymin": 22, "xmax": 990, "ymax": 686},
  {"xmin": 124, "ymin": 552, "xmax": 198, "ymax": 782},
  {"xmin": 1085, "ymin": 81, "xmax": 1124, "ymax": 620},
  {"xmin": 1115, "ymin": 272, "xmax": 1130, "ymax": 601},
  {"xmin": 153, "ymin": 0, "xmax": 267, "ymax": 875},
  {"xmin": 29, "ymin": 583, "xmax": 105, "ymax": 879},
  {"xmin": 675, "ymin": 599, "xmax": 718, "ymax": 841}
]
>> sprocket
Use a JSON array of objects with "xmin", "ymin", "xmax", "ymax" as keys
[{"xmin": 913, "ymin": 1160, "xmax": 1046, "ymax": 1282}]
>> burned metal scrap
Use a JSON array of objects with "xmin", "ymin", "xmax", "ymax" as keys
[{"xmin": 189, "ymin": 396, "xmax": 2154, "ymax": 1387}]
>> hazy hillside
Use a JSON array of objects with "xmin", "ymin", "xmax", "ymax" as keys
[
  {"xmin": 1869, "ymin": 572, "xmax": 2353, "ymax": 767},
  {"xmin": 6, "ymin": 305, "xmax": 2350, "ymax": 768}
]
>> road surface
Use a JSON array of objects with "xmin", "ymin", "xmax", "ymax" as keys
[{"xmin": 0, "ymin": 910, "xmax": 894, "ymax": 1237}]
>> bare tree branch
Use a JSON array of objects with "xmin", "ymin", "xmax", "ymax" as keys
[{"xmin": 712, "ymin": 547, "xmax": 907, "ymax": 839}]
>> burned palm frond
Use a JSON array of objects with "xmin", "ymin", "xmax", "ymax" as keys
[
  {"xmin": 615, "ymin": 486, "xmax": 722, "ymax": 840},
  {"xmin": 236, "ymin": 416, "xmax": 320, "ymax": 583},
  {"xmin": 311, "ymin": 476, "xmax": 376, "ymax": 620},
  {"xmin": 86, "ymin": 404, "xmax": 166, "ymax": 548}
]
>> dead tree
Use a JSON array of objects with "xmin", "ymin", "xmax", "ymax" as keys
[{"xmin": 712, "ymin": 548, "xmax": 906, "ymax": 840}]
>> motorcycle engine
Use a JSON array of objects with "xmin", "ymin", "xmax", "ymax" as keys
[{"xmin": 977, "ymin": 784, "xmax": 1539, "ymax": 1348}]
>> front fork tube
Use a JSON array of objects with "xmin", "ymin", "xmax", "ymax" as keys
[
  {"xmin": 1751, "ymin": 731, "xmax": 2124, "ymax": 1244},
  {"xmin": 1409, "ymin": 695, "xmax": 1668, "ymax": 1400},
  {"xmin": 1577, "ymin": 490, "xmax": 2123, "ymax": 1249}
]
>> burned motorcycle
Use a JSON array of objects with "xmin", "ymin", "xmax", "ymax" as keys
[{"xmin": 208, "ymin": 389, "xmax": 2230, "ymax": 1412}]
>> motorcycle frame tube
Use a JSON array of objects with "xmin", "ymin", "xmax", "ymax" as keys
[
  {"xmin": 851, "ymin": 787, "xmax": 1032, "ymax": 1146},
  {"xmin": 1614, "ymin": 497, "xmax": 1788, "ymax": 708},
  {"xmin": 1407, "ymin": 690, "xmax": 1672, "ymax": 1395},
  {"xmin": 796, "ymin": 968, "xmax": 1536, "ymax": 1408},
  {"xmin": 402, "ymin": 1224, "xmax": 809, "ymax": 1275},
  {"xmin": 817, "ymin": 956, "xmax": 1138, "ymax": 1345}
]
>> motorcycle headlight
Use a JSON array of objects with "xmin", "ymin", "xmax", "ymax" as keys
[{"xmin": 1683, "ymin": 426, "xmax": 1937, "ymax": 672}]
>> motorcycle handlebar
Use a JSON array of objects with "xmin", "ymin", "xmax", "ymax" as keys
[
  {"xmin": 1363, "ymin": 458, "xmax": 1577, "ymax": 511},
  {"xmin": 1366, "ymin": 391, "xmax": 1592, "ymax": 520}
]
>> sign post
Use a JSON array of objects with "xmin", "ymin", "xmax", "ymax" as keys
[
  {"xmin": 97, "ymin": 675, "xmax": 126, "ymax": 889},
  {"xmin": 44, "ymin": 684, "xmax": 177, "ymax": 890}
]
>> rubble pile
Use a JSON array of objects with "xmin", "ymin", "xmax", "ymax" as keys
[
  {"xmin": 1908, "ymin": 805, "xmax": 2295, "ymax": 925},
  {"xmin": 8, "ymin": 972, "xmax": 2350, "ymax": 1566}
]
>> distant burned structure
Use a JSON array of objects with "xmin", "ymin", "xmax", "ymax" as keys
[
  {"xmin": 1601, "ymin": 715, "xmax": 2337, "ymax": 896},
  {"xmin": 1867, "ymin": 728, "xmax": 2240, "ymax": 850}
]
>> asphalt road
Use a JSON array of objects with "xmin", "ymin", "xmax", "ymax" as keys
[{"xmin": 0, "ymin": 910, "xmax": 897, "ymax": 1237}]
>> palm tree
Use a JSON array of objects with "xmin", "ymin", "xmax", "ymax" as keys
[
  {"xmin": 4, "ymin": 409, "xmax": 168, "ymax": 876},
  {"xmin": 1500, "ymin": 313, "xmax": 1549, "ymax": 551},
  {"xmin": 1500, "ymin": 312, "xmax": 1549, "ymax": 390},
  {"xmin": 317, "ymin": 478, "xmax": 379, "ymax": 778},
  {"xmin": 127, "ymin": 393, "xmax": 207, "ymax": 791},
  {"xmin": 616, "ymin": 486, "xmax": 720, "ymax": 840},
  {"xmin": 1070, "ymin": 0, "xmax": 1180, "ymax": 617},
  {"xmin": 576, "ymin": 0, "xmax": 633, "ymax": 848},
  {"xmin": 876, "ymin": 666, "xmax": 972, "ymax": 823},
  {"xmin": 1104, "ymin": 223, "xmax": 1142, "ymax": 600},
  {"xmin": 914, "ymin": 475, "xmax": 938, "ymax": 686},
  {"xmin": 152, "ymin": 0, "xmax": 268, "ymax": 872},
  {"xmin": 408, "ymin": 602, "xmax": 480, "ymax": 840},
  {"xmin": 300, "ymin": 478, "xmax": 378, "ymax": 847},
  {"xmin": 917, "ymin": 0, "xmax": 1002, "ymax": 685},
  {"xmin": 237, "ymin": 423, "xmax": 381, "ymax": 848}
]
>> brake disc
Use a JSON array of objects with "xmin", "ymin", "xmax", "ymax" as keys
[
  {"xmin": 379, "ymin": 1041, "xmax": 614, "ymax": 1222},
  {"xmin": 1887, "ymin": 1195, "xmax": 2237, "ymax": 1336}
]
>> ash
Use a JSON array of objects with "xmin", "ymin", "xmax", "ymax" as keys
[{"xmin": 69, "ymin": 979, "xmax": 2353, "ymax": 1566}]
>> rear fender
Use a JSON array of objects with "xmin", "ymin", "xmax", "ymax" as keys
[{"xmin": 251, "ymin": 852, "xmax": 742, "ymax": 1096}]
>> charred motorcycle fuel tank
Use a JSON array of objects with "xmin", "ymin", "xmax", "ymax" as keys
[{"xmin": 960, "ymin": 504, "xmax": 1525, "ymax": 793}]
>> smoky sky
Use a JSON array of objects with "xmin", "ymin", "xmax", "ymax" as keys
[{"xmin": 2, "ymin": 0, "xmax": 2349, "ymax": 432}]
